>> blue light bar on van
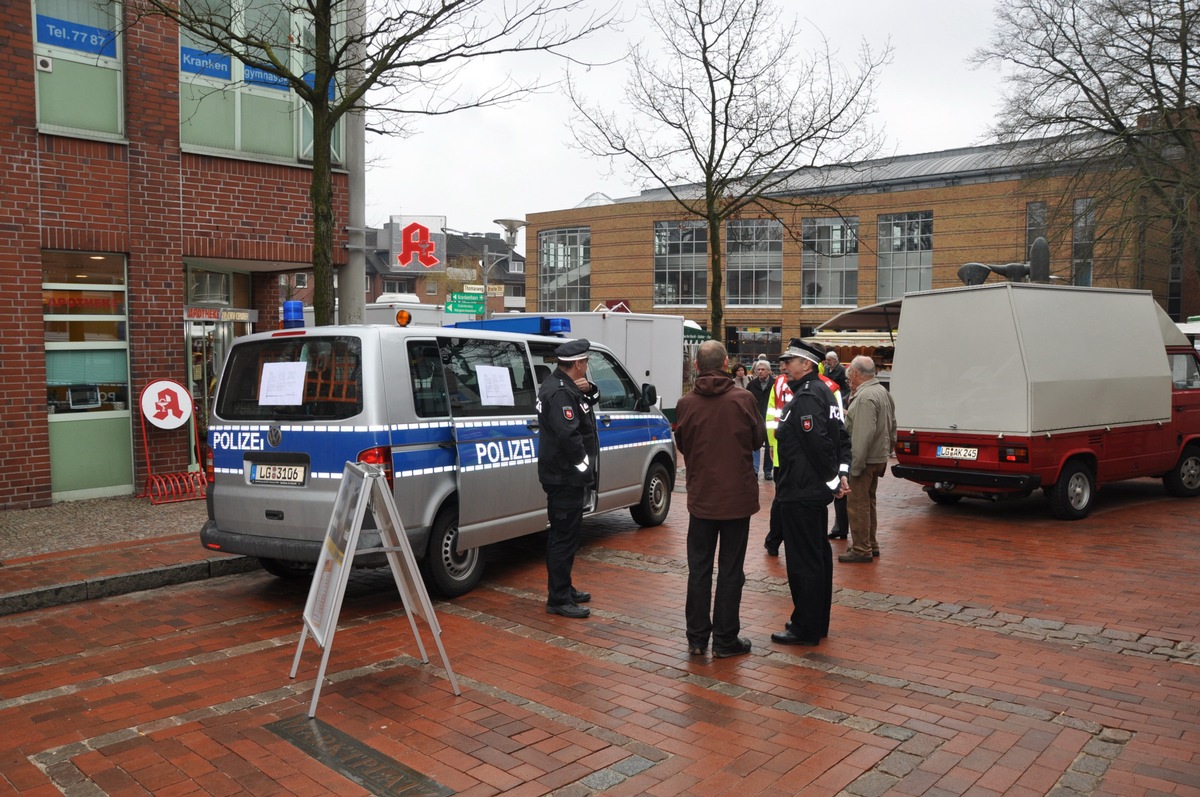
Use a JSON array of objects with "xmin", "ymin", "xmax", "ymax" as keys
[{"xmin": 450, "ymin": 316, "xmax": 572, "ymax": 335}]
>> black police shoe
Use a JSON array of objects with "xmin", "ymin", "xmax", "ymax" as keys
[{"xmin": 546, "ymin": 602, "xmax": 590, "ymax": 619}]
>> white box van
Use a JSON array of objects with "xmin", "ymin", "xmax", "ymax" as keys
[{"xmin": 201, "ymin": 324, "xmax": 677, "ymax": 595}]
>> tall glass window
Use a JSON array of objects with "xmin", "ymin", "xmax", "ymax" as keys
[
  {"xmin": 654, "ymin": 220, "xmax": 708, "ymax": 306},
  {"xmin": 1072, "ymin": 198, "xmax": 1095, "ymax": 286},
  {"xmin": 1026, "ymin": 201, "xmax": 1047, "ymax": 257},
  {"xmin": 725, "ymin": 219, "xmax": 782, "ymax": 307},
  {"xmin": 802, "ymin": 217, "xmax": 858, "ymax": 306},
  {"xmin": 877, "ymin": 211, "xmax": 933, "ymax": 301},
  {"xmin": 179, "ymin": 0, "xmax": 343, "ymax": 162},
  {"xmin": 33, "ymin": 0, "xmax": 123, "ymax": 137},
  {"xmin": 538, "ymin": 227, "xmax": 591, "ymax": 312},
  {"xmin": 1168, "ymin": 214, "xmax": 1184, "ymax": 320}
]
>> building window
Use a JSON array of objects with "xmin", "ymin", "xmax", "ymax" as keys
[
  {"xmin": 654, "ymin": 220, "xmax": 708, "ymax": 306},
  {"xmin": 294, "ymin": 272, "xmax": 309, "ymax": 289},
  {"xmin": 1168, "ymin": 216, "xmax": 1184, "ymax": 320},
  {"xmin": 506, "ymin": 284, "xmax": 526, "ymax": 298},
  {"xmin": 726, "ymin": 219, "xmax": 782, "ymax": 307},
  {"xmin": 426, "ymin": 280, "xmax": 438, "ymax": 296},
  {"xmin": 178, "ymin": 0, "xmax": 343, "ymax": 163},
  {"xmin": 1072, "ymin": 198, "xmax": 1095, "ymax": 286},
  {"xmin": 538, "ymin": 227, "xmax": 591, "ymax": 312},
  {"xmin": 802, "ymin": 217, "xmax": 858, "ymax": 306},
  {"xmin": 33, "ymin": 0, "xmax": 123, "ymax": 137},
  {"xmin": 508, "ymin": 258, "xmax": 524, "ymax": 275},
  {"xmin": 1026, "ymin": 201, "xmax": 1047, "ymax": 257},
  {"xmin": 877, "ymin": 211, "xmax": 933, "ymax": 301}
]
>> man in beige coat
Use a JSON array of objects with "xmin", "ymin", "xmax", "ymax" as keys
[{"xmin": 839, "ymin": 356, "xmax": 897, "ymax": 563}]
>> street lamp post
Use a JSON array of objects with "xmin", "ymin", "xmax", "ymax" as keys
[{"xmin": 442, "ymin": 227, "xmax": 507, "ymax": 320}]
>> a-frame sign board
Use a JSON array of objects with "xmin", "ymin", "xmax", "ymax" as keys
[{"xmin": 290, "ymin": 462, "xmax": 461, "ymax": 717}]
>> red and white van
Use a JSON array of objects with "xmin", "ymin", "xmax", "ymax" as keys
[{"xmin": 889, "ymin": 283, "xmax": 1200, "ymax": 519}]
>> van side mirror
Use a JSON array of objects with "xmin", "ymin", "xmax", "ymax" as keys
[{"xmin": 638, "ymin": 383, "xmax": 658, "ymax": 411}]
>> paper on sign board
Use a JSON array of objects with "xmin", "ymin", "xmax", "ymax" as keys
[
  {"xmin": 476, "ymin": 364, "xmax": 515, "ymax": 406},
  {"xmin": 259, "ymin": 361, "xmax": 307, "ymax": 405}
]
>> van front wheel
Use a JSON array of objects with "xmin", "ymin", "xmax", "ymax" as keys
[
  {"xmin": 630, "ymin": 462, "xmax": 672, "ymax": 527},
  {"xmin": 423, "ymin": 508, "xmax": 483, "ymax": 597},
  {"xmin": 1163, "ymin": 445, "xmax": 1200, "ymax": 497},
  {"xmin": 1048, "ymin": 461, "xmax": 1094, "ymax": 520}
]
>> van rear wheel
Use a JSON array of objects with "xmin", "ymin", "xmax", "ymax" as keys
[
  {"xmin": 1164, "ymin": 445, "xmax": 1200, "ymax": 497},
  {"xmin": 630, "ymin": 462, "xmax": 671, "ymax": 527},
  {"xmin": 259, "ymin": 558, "xmax": 316, "ymax": 580},
  {"xmin": 1048, "ymin": 461, "xmax": 1094, "ymax": 520},
  {"xmin": 423, "ymin": 508, "xmax": 482, "ymax": 597}
]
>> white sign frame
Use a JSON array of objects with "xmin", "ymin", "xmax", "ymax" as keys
[{"xmin": 289, "ymin": 462, "xmax": 460, "ymax": 717}]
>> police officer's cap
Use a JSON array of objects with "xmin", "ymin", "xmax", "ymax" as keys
[
  {"xmin": 778, "ymin": 339, "xmax": 824, "ymax": 365},
  {"xmin": 555, "ymin": 338, "xmax": 591, "ymax": 361}
]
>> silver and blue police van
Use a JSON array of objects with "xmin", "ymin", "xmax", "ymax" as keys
[{"xmin": 200, "ymin": 320, "xmax": 676, "ymax": 596}]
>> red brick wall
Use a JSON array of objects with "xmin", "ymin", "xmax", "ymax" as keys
[{"xmin": 0, "ymin": 5, "xmax": 349, "ymax": 508}]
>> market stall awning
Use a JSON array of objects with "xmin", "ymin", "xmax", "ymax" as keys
[{"xmin": 814, "ymin": 298, "xmax": 903, "ymax": 336}]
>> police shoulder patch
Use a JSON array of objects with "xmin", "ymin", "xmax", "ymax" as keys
[
  {"xmin": 802, "ymin": 415, "xmax": 813, "ymax": 432},
  {"xmin": 563, "ymin": 406, "xmax": 574, "ymax": 421}
]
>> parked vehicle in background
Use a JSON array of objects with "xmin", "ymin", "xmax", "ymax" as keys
[
  {"xmin": 201, "ymin": 323, "xmax": 675, "ymax": 595},
  {"xmin": 890, "ymin": 283, "xmax": 1200, "ymax": 519}
]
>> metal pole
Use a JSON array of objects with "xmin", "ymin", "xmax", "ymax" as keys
[{"xmin": 481, "ymin": 243, "xmax": 489, "ymax": 320}]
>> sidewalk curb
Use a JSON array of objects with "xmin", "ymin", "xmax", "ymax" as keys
[{"xmin": 0, "ymin": 555, "xmax": 260, "ymax": 617}]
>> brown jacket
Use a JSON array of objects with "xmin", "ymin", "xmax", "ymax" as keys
[{"xmin": 675, "ymin": 370, "xmax": 767, "ymax": 519}]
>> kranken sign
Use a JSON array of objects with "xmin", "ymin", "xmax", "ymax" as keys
[{"xmin": 390, "ymin": 215, "xmax": 447, "ymax": 273}]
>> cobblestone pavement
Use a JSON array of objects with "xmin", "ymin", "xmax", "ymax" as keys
[
  {"xmin": 0, "ymin": 495, "xmax": 207, "ymax": 562},
  {"xmin": 1, "ymin": 468, "xmax": 1199, "ymax": 795}
]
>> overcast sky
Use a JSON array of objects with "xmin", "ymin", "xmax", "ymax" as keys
[{"xmin": 363, "ymin": 0, "xmax": 1007, "ymax": 253}]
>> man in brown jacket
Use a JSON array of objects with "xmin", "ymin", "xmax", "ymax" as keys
[
  {"xmin": 674, "ymin": 340, "xmax": 767, "ymax": 658},
  {"xmin": 839, "ymin": 355, "xmax": 897, "ymax": 563}
]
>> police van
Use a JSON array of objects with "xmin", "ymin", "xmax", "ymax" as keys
[{"xmin": 200, "ymin": 322, "xmax": 676, "ymax": 596}]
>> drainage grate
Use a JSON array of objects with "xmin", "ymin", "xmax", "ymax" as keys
[{"xmin": 266, "ymin": 714, "xmax": 454, "ymax": 797}]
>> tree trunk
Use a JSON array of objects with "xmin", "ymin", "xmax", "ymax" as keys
[{"xmin": 707, "ymin": 213, "xmax": 723, "ymax": 337}]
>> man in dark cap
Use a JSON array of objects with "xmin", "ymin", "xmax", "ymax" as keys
[
  {"xmin": 536, "ymin": 338, "xmax": 600, "ymax": 618},
  {"xmin": 770, "ymin": 339, "xmax": 851, "ymax": 647}
]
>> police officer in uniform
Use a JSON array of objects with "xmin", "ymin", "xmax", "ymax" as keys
[
  {"xmin": 537, "ymin": 338, "xmax": 600, "ymax": 618},
  {"xmin": 770, "ymin": 340, "xmax": 851, "ymax": 646}
]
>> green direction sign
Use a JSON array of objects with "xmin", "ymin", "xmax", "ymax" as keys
[{"xmin": 446, "ymin": 293, "xmax": 484, "ymax": 314}]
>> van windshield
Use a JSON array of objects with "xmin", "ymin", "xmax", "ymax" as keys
[{"xmin": 215, "ymin": 336, "xmax": 363, "ymax": 421}]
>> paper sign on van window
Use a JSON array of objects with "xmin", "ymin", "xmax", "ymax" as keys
[
  {"xmin": 259, "ymin": 361, "xmax": 308, "ymax": 406},
  {"xmin": 476, "ymin": 365, "xmax": 515, "ymax": 406}
]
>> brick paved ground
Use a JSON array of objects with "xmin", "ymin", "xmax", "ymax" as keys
[{"xmin": 1, "ymin": 469, "xmax": 1198, "ymax": 796}]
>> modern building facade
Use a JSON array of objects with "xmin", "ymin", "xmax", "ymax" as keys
[
  {"xmin": 527, "ymin": 142, "xmax": 1198, "ymax": 363},
  {"xmin": 1, "ymin": 1, "xmax": 349, "ymax": 508}
]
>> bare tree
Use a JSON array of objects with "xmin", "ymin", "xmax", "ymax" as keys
[
  {"xmin": 975, "ymin": 0, "xmax": 1200, "ymax": 288},
  {"xmin": 568, "ymin": 0, "xmax": 889, "ymax": 334},
  {"xmin": 128, "ymin": 0, "xmax": 613, "ymax": 325}
]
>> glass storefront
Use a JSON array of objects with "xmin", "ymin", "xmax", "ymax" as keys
[
  {"xmin": 43, "ymin": 251, "xmax": 134, "ymax": 499},
  {"xmin": 184, "ymin": 265, "xmax": 255, "ymax": 465}
]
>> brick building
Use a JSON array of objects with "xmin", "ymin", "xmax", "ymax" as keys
[
  {"xmin": 527, "ymin": 142, "xmax": 1198, "ymax": 363},
  {"xmin": 1, "ymin": 2, "xmax": 349, "ymax": 508}
]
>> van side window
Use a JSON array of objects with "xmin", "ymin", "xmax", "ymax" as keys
[
  {"xmin": 408, "ymin": 340, "xmax": 450, "ymax": 417},
  {"xmin": 438, "ymin": 338, "xmax": 536, "ymax": 417},
  {"xmin": 1169, "ymin": 353, "xmax": 1200, "ymax": 390},
  {"xmin": 589, "ymin": 351, "xmax": 638, "ymax": 411}
]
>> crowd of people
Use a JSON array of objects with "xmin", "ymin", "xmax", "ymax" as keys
[{"xmin": 536, "ymin": 335, "xmax": 896, "ymax": 659}]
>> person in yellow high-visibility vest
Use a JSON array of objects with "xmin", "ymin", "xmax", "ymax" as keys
[{"xmin": 764, "ymin": 343, "xmax": 845, "ymax": 555}]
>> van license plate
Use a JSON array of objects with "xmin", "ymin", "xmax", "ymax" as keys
[
  {"xmin": 936, "ymin": 446, "xmax": 978, "ymax": 461},
  {"xmin": 251, "ymin": 464, "xmax": 306, "ymax": 484}
]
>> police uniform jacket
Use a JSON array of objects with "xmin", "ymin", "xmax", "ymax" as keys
[
  {"xmin": 537, "ymin": 367, "xmax": 600, "ymax": 487},
  {"xmin": 775, "ymin": 371, "xmax": 851, "ymax": 506}
]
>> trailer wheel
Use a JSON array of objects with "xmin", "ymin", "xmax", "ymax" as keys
[
  {"xmin": 1163, "ymin": 446, "xmax": 1200, "ymax": 497},
  {"xmin": 927, "ymin": 491, "xmax": 963, "ymax": 506},
  {"xmin": 1048, "ymin": 460, "xmax": 1094, "ymax": 520},
  {"xmin": 630, "ymin": 462, "xmax": 671, "ymax": 527},
  {"xmin": 422, "ymin": 507, "xmax": 483, "ymax": 597}
]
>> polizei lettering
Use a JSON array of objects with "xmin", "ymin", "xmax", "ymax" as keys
[
  {"xmin": 475, "ymin": 439, "xmax": 535, "ymax": 465},
  {"xmin": 212, "ymin": 429, "xmax": 266, "ymax": 451}
]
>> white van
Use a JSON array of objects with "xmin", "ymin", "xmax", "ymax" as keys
[{"xmin": 201, "ymin": 323, "xmax": 676, "ymax": 596}]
